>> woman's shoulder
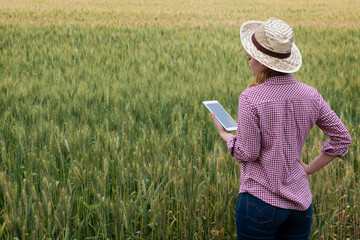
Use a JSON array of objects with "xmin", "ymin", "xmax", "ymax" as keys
[
  {"xmin": 240, "ymin": 78, "xmax": 323, "ymax": 105},
  {"xmin": 296, "ymin": 81, "xmax": 323, "ymax": 98},
  {"xmin": 239, "ymin": 85, "xmax": 268, "ymax": 106},
  {"xmin": 240, "ymin": 84, "xmax": 264, "ymax": 97},
  {"xmin": 239, "ymin": 82, "xmax": 275, "ymax": 99}
]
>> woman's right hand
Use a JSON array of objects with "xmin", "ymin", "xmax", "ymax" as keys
[
  {"xmin": 298, "ymin": 153, "xmax": 336, "ymax": 176},
  {"xmin": 298, "ymin": 159, "xmax": 312, "ymax": 175}
]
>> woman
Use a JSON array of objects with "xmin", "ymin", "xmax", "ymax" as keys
[{"xmin": 211, "ymin": 18, "xmax": 351, "ymax": 239}]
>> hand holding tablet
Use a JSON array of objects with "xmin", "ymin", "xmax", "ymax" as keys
[{"xmin": 203, "ymin": 100, "xmax": 237, "ymax": 131}]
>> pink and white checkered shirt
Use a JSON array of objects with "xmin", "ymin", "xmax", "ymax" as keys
[{"xmin": 227, "ymin": 75, "xmax": 351, "ymax": 211}]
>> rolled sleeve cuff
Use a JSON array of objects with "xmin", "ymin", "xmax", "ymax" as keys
[
  {"xmin": 227, "ymin": 135, "xmax": 237, "ymax": 157},
  {"xmin": 321, "ymin": 141, "xmax": 350, "ymax": 157}
]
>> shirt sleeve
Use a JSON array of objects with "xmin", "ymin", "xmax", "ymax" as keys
[
  {"xmin": 227, "ymin": 93, "xmax": 261, "ymax": 162},
  {"xmin": 316, "ymin": 94, "xmax": 352, "ymax": 157}
]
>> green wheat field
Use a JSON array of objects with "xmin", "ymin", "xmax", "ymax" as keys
[{"xmin": 0, "ymin": 0, "xmax": 359, "ymax": 239}]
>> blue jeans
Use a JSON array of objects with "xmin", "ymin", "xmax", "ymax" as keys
[{"xmin": 236, "ymin": 193, "xmax": 313, "ymax": 240}]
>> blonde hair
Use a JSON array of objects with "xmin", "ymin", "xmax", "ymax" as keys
[{"xmin": 248, "ymin": 68, "xmax": 288, "ymax": 88}]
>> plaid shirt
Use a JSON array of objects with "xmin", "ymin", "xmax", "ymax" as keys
[{"xmin": 227, "ymin": 75, "xmax": 351, "ymax": 210}]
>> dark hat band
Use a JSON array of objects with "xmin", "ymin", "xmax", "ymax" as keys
[{"xmin": 251, "ymin": 33, "xmax": 291, "ymax": 59}]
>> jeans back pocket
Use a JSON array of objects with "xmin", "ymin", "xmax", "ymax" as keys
[{"xmin": 246, "ymin": 194, "xmax": 275, "ymax": 224}]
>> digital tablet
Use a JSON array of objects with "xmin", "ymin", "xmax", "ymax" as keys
[{"xmin": 203, "ymin": 100, "xmax": 237, "ymax": 131}]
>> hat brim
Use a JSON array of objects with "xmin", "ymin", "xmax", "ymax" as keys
[{"xmin": 240, "ymin": 20, "xmax": 302, "ymax": 73}]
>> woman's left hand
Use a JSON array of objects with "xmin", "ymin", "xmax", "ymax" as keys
[
  {"xmin": 211, "ymin": 113, "xmax": 233, "ymax": 142},
  {"xmin": 211, "ymin": 113, "xmax": 226, "ymax": 134}
]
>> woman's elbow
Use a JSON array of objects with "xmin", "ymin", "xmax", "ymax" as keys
[
  {"xmin": 334, "ymin": 132, "xmax": 352, "ymax": 157},
  {"xmin": 344, "ymin": 132, "xmax": 352, "ymax": 149},
  {"xmin": 234, "ymin": 149, "xmax": 259, "ymax": 162}
]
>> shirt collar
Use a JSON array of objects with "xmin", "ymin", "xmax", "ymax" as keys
[{"xmin": 263, "ymin": 75, "xmax": 297, "ymax": 85}]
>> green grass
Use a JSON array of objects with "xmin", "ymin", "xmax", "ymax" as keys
[{"xmin": 0, "ymin": 20, "xmax": 359, "ymax": 240}]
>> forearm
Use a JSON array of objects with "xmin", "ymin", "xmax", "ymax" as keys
[
  {"xmin": 219, "ymin": 130, "xmax": 234, "ymax": 143},
  {"xmin": 306, "ymin": 152, "xmax": 337, "ymax": 175}
]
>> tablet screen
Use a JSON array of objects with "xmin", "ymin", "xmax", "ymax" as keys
[{"xmin": 203, "ymin": 101, "xmax": 237, "ymax": 131}]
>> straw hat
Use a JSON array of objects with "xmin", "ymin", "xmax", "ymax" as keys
[{"xmin": 240, "ymin": 18, "xmax": 302, "ymax": 73}]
